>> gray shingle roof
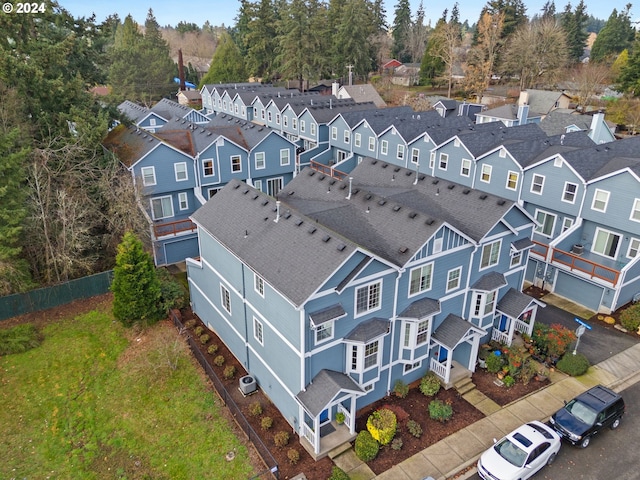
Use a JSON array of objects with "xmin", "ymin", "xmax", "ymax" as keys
[
  {"xmin": 296, "ymin": 369, "xmax": 364, "ymax": 417},
  {"xmin": 512, "ymin": 238, "xmax": 535, "ymax": 251},
  {"xmin": 118, "ymin": 100, "xmax": 150, "ymax": 124},
  {"xmin": 471, "ymin": 272, "xmax": 507, "ymax": 291},
  {"xmin": 539, "ymin": 110, "xmax": 592, "ymax": 136},
  {"xmin": 309, "ymin": 304, "xmax": 346, "ymax": 326},
  {"xmin": 344, "ymin": 318, "xmax": 390, "ymax": 342},
  {"xmin": 432, "ymin": 313, "xmax": 483, "ymax": 349},
  {"xmin": 398, "ymin": 297, "xmax": 441, "ymax": 319},
  {"xmin": 102, "ymin": 124, "xmax": 161, "ymax": 167},
  {"xmin": 456, "ymin": 123, "xmax": 546, "ymax": 158},
  {"xmin": 497, "ymin": 288, "xmax": 543, "ymax": 318}
]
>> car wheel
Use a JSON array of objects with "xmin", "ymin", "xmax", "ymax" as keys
[
  {"xmin": 580, "ymin": 436, "xmax": 591, "ymax": 448},
  {"xmin": 547, "ymin": 452, "xmax": 557, "ymax": 465},
  {"xmin": 611, "ymin": 417, "xmax": 621, "ymax": 430}
]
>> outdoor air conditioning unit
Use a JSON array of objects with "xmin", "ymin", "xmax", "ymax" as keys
[
  {"xmin": 239, "ymin": 375, "xmax": 257, "ymax": 395},
  {"xmin": 572, "ymin": 244, "xmax": 584, "ymax": 255}
]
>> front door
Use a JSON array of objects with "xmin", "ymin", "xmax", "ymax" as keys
[{"xmin": 319, "ymin": 408, "xmax": 329, "ymax": 424}]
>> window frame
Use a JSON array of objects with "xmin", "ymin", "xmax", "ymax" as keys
[
  {"xmin": 354, "ymin": 132, "xmax": 361, "ymax": 148},
  {"xmin": 439, "ymin": 153, "xmax": 448, "ymax": 170},
  {"xmin": 397, "ymin": 144, "xmax": 405, "ymax": 160},
  {"xmin": 254, "ymin": 273, "xmax": 264, "ymax": 297},
  {"xmin": 355, "ymin": 281, "xmax": 382, "ymax": 316},
  {"xmin": 368, "ymin": 136, "xmax": 375, "ymax": 151},
  {"xmin": 178, "ymin": 192, "xmax": 188, "ymax": 210},
  {"xmin": 481, "ymin": 164, "xmax": 492, "ymax": 183},
  {"xmin": 480, "ymin": 240, "xmax": 501, "ymax": 270},
  {"xmin": 221, "ymin": 285, "xmax": 231, "ymax": 314},
  {"xmin": 331, "ymin": 126, "xmax": 338, "ymax": 140},
  {"xmin": 174, "ymin": 162, "xmax": 188, "ymax": 182},
  {"xmin": 535, "ymin": 209, "xmax": 557, "ymax": 237},
  {"xmin": 253, "ymin": 316, "xmax": 264, "ymax": 345},
  {"xmin": 460, "ymin": 158, "xmax": 471, "ymax": 177},
  {"xmin": 150, "ymin": 195, "xmax": 174, "ymax": 220},
  {"xmin": 630, "ymin": 198, "xmax": 640, "ymax": 223},
  {"xmin": 141, "ymin": 166, "xmax": 156, "ymax": 186},
  {"xmin": 255, "ymin": 151, "xmax": 266, "ymax": 170},
  {"xmin": 344, "ymin": 130, "xmax": 350, "ymax": 144},
  {"xmin": 315, "ymin": 321, "xmax": 334, "ymax": 344},
  {"xmin": 231, "ymin": 155, "xmax": 242, "ymax": 173},
  {"xmin": 381, "ymin": 140, "xmax": 388, "ymax": 155},
  {"xmin": 531, "ymin": 174, "xmax": 545, "ymax": 194},
  {"xmin": 592, "ymin": 227, "xmax": 621, "ymax": 259},
  {"xmin": 411, "ymin": 148, "xmax": 419, "ymax": 164},
  {"xmin": 446, "ymin": 267, "xmax": 462, "ymax": 292},
  {"xmin": 627, "ymin": 237, "xmax": 640, "ymax": 259},
  {"xmin": 280, "ymin": 149, "xmax": 290, "ymax": 166},
  {"xmin": 562, "ymin": 182, "xmax": 578, "ymax": 204},
  {"xmin": 203, "ymin": 159, "xmax": 214, "ymax": 177},
  {"xmin": 408, "ymin": 263, "xmax": 433, "ymax": 296},
  {"xmin": 591, "ymin": 189, "xmax": 610, "ymax": 212},
  {"xmin": 506, "ymin": 171, "xmax": 518, "ymax": 190}
]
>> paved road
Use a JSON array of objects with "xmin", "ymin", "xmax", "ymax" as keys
[
  {"xmin": 469, "ymin": 381, "xmax": 640, "ymax": 480},
  {"xmin": 536, "ymin": 303, "xmax": 638, "ymax": 364}
]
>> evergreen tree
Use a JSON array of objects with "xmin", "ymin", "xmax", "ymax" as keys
[
  {"xmin": 200, "ymin": 32, "xmax": 247, "ymax": 85},
  {"xmin": 541, "ymin": 1, "xmax": 556, "ymax": 19},
  {"xmin": 392, "ymin": 0, "xmax": 412, "ymax": 62},
  {"xmin": 245, "ymin": 0, "xmax": 278, "ymax": 80},
  {"xmin": 419, "ymin": 18, "xmax": 446, "ymax": 85},
  {"xmin": 141, "ymin": 10, "xmax": 175, "ymax": 102},
  {"xmin": 590, "ymin": 6, "xmax": 636, "ymax": 63},
  {"xmin": 561, "ymin": 0, "xmax": 589, "ymax": 63},
  {"xmin": 111, "ymin": 232, "xmax": 164, "ymax": 327},
  {"xmin": 334, "ymin": 0, "xmax": 376, "ymax": 78},
  {"xmin": 482, "ymin": 0, "xmax": 528, "ymax": 38}
]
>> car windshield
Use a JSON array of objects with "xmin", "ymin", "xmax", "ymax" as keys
[
  {"xmin": 565, "ymin": 399, "xmax": 598, "ymax": 425},
  {"xmin": 494, "ymin": 437, "xmax": 527, "ymax": 467}
]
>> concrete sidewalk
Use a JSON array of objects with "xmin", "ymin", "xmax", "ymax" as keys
[{"xmin": 372, "ymin": 342, "xmax": 640, "ymax": 480}]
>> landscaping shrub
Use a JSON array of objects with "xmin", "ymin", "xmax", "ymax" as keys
[
  {"xmin": 503, "ymin": 375, "xmax": 516, "ymax": 388},
  {"xmin": 194, "ymin": 326, "xmax": 204, "ymax": 336},
  {"xmin": 184, "ymin": 319, "xmax": 197, "ymax": 329},
  {"xmin": 505, "ymin": 346, "xmax": 524, "ymax": 376},
  {"xmin": 223, "ymin": 365, "xmax": 236, "ymax": 379},
  {"xmin": 557, "ymin": 353, "xmax": 590, "ymax": 376},
  {"xmin": 406, "ymin": 419, "xmax": 423, "ymax": 438},
  {"xmin": 207, "ymin": 344, "xmax": 219, "ymax": 355},
  {"xmin": 213, "ymin": 355, "xmax": 225, "ymax": 366},
  {"xmin": 546, "ymin": 324, "xmax": 577, "ymax": 358},
  {"xmin": 0, "ymin": 324, "xmax": 42, "ymax": 355},
  {"xmin": 249, "ymin": 401, "xmax": 263, "ymax": 417},
  {"xmin": 328, "ymin": 466, "xmax": 350, "ymax": 480},
  {"xmin": 287, "ymin": 448, "xmax": 300, "ymax": 464},
  {"xmin": 261, "ymin": 416, "xmax": 273, "ymax": 430},
  {"xmin": 391, "ymin": 437, "xmax": 403, "ymax": 450},
  {"xmin": 157, "ymin": 267, "xmax": 189, "ymax": 312},
  {"xmin": 354, "ymin": 430, "xmax": 379, "ymax": 462},
  {"xmin": 366, "ymin": 408, "xmax": 397, "ymax": 445},
  {"xmin": 393, "ymin": 379, "xmax": 409, "ymax": 398},
  {"xmin": 531, "ymin": 322, "xmax": 550, "ymax": 355},
  {"xmin": 199, "ymin": 333, "xmax": 210, "ymax": 345},
  {"xmin": 428, "ymin": 399, "xmax": 453, "ymax": 422},
  {"xmin": 273, "ymin": 430, "xmax": 290, "ymax": 447},
  {"xmin": 485, "ymin": 351, "xmax": 505, "ymax": 373},
  {"xmin": 620, "ymin": 303, "xmax": 640, "ymax": 332},
  {"xmin": 518, "ymin": 359, "xmax": 538, "ymax": 385},
  {"xmin": 419, "ymin": 371, "xmax": 441, "ymax": 396}
]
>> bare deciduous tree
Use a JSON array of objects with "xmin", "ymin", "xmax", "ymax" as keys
[
  {"xmin": 430, "ymin": 21, "xmax": 462, "ymax": 98},
  {"xmin": 464, "ymin": 12, "xmax": 504, "ymax": 101},
  {"xmin": 569, "ymin": 63, "xmax": 612, "ymax": 111}
]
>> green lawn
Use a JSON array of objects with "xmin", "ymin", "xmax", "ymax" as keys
[{"xmin": 0, "ymin": 307, "xmax": 254, "ymax": 479}]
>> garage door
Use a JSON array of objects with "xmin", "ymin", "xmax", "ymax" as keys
[{"xmin": 554, "ymin": 271, "xmax": 604, "ymax": 311}]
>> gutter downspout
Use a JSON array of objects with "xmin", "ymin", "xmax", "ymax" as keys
[{"xmin": 386, "ymin": 267, "xmax": 405, "ymax": 395}]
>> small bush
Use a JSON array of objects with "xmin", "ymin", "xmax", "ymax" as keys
[
  {"xmin": 546, "ymin": 323, "xmax": 577, "ymax": 358},
  {"xmin": 406, "ymin": 419, "xmax": 422, "ymax": 438},
  {"xmin": 184, "ymin": 319, "xmax": 197, "ymax": 329},
  {"xmin": 274, "ymin": 430, "xmax": 290, "ymax": 447},
  {"xmin": 419, "ymin": 372, "xmax": 441, "ymax": 396},
  {"xmin": 328, "ymin": 466, "xmax": 350, "ymax": 480},
  {"xmin": 518, "ymin": 359, "xmax": 538, "ymax": 385},
  {"xmin": 503, "ymin": 375, "xmax": 516, "ymax": 388},
  {"xmin": 393, "ymin": 379, "xmax": 409, "ymax": 398},
  {"xmin": 0, "ymin": 324, "xmax": 42, "ymax": 355},
  {"xmin": 199, "ymin": 334, "xmax": 210, "ymax": 345},
  {"xmin": 287, "ymin": 448, "xmax": 300, "ymax": 464},
  {"xmin": 391, "ymin": 437, "xmax": 403, "ymax": 451},
  {"xmin": 620, "ymin": 303, "xmax": 640, "ymax": 332},
  {"xmin": 428, "ymin": 399, "xmax": 453, "ymax": 422},
  {"xmin": 366, "ymin": 408, "xmax": 397, "ymax": 445},
  {"xmin": 557, "ymin": 353, "xmax": 590, "ymax": 376},
  {"xmin": 261, "ymin": 416, "xmax": 273, "ymax": 430},
  {"xmin": 354, "ymin": 430, "xmax": 379, "ymax": 462},
  {"xmin": 207, "ymin": 344, "xmax": 219, "ymax": 355},
  {"xmin": 249, "ymin": 401, "xmax": 263, "ymax": 416},
  {"xmin": 194, "ymin": 325, "xmax": 204, "ymax": 336},
  {"xmin": 485, "ymin": 351, "xmax": 505, "ymax": 373},
  {"xmin": 213, "ymin": 355, "xmax": 225, "ymax": 366},
  {"xmin": 223, "ymin": 365, "xmax": 236, "ymax": 379}
]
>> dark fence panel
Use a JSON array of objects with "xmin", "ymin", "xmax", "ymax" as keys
[
  {"xmin": 0, "ymin": 271, "xmax": 114, "ymax": 322},
  {"xmin": 170, "ymin": 311, "xmax": 279, "ymax": 480}
]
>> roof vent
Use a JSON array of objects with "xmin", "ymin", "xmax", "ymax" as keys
[
  {"xmin": 365, "ymin": 194, "xmax": 372, "ymax": 200},
  {"xmin": 262, "ymin": 199, "xmax": 269, "ymax": 206},
  {"xmin": 337, "ymin": 244, "xmax": 346, "ymax": 251},
  {"xmin": 322, "ymin": 235, "xmax": 331, "ymax": 243},
  {"xmin": 308, "ymin": 227, "xmax": 317, "ymax": 234},
  {"xmin": 399, "ymin": 246, "xmax": 408, "ymax": 254},
  {"xmin": 243, "ymin": 189, "xmax": 250, "ymax": 194},
  {"xmin": 372, "ymin": 160, "xmax": 378, "ymax": 165},
  {"xmin": 462, "ymin": 189, "xmax": 470, "ymax": 194},
  {"xmin": 309, "ymin": 170, "xmax": 316, "ymax": 176},
  {"xmin": 295, "ymin": 219, "xmax": 303, "ymax": 226},
  {"xmin": 479, "ymin": 194, "xmax": 488, "ymax": 200},
  {"xmin": 405, "ymin": 171, "xmax": 412, "ymax": 177},
  {"xmin": 394, "ymin": 167, "xmax": 401, "ymax": 172},
  {"xmin": 497, "ymin": 199, "xmax": 506, "ymax": 206},
  {"xmin": 432, "ymin": 179, "xmax": 439, "ymax": 185},
  {"xmin": 252, "ymin": 194, "xmax": 259, "ymax": 200},
  {"xmin": 393, "ymin": 205, "xmax": 401, "ymax": 212},
  {"xmin": 447, "ymin": 184, "xmax": 455, "ymax": 190},
  {"xmin": 409, "ymin": 212, "xmax": 417, "ymax": 219},
  {"xmin": 378, "ymin": 200, "xmax": 386, "ymax": 206},
  {"xmin": 426, "ymin": 219, "xmax": 435, "ymax": 225},
  {"xmin": 318, "ymin": 175, "xmax": 325, "ymax": 181},
  {"xmin": 287, "ymin": 190, "xmax": 294, "ymax": 196},
  {"xmin": 234, "ymin": 183, "xmax": 241, "ymax": 189},
  {"xmin": 381, "ymin": 163, "xmax": 387, "ymax": 168},
  {"xmin": 284, "ymin": 212, "xmax": 291, "ymax": 219},
  {"xmin": 329, "ymin": 179, "xmax": 336, "ymax": 185}
]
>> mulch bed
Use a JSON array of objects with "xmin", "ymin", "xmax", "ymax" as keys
[{"xmin": 472, "ymin": 367, "xmax": 550, "ymax": 406}]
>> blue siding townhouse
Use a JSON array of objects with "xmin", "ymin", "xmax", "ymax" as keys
[
  {"xmin": 118, "ymin": 98, "xmax": 209, "ymax": 133},
  {"xmin": 186, "ymin": 159, "xmax": 540, "ymax": 458}
]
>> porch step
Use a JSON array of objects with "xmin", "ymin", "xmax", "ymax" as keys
[
  {"xmin": 327, "ymin": 440, "xmax": 353, "ymax": 460},
  {"xmin": 454, "ymin": 377, "xmax": 476, "ymax": 396}
]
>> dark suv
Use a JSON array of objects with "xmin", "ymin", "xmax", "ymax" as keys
[{"xmin": 549, "ymin": 384, "xmax": 625, "ymax": 448}]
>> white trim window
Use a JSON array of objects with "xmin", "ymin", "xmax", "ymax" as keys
[
  {"xmin": 174, "ymin": 162, "xmax": 188, "ymax": 182},
  {"xmin": 506, "ymin": 171, "xmax": 518, "ymax": 190},
  {"xmin": 231, "ymin": 155, "xmax": 242, "ymax": 173},
  {"xmin": 280, "ymin": 149, "xmax": 290, "ymax": 166},
  {"xmin": 141, "ymin": 166, "xmax": 156, "ymax": 186},
  {"xmin": 411, "ymin": 148, "xmax": 419, "ymax": 164},
  {"xmin": 630, "ymin": 199, "xmax": 640, "ymax": 222},
  {"xmin": 254, "ymin": 273, "xmax": 264, "ymax": 297},
  {"xmin": 364, "ymin": 340, "xmax": 379, "ymax": 369},
  {"xmin": 409, "ymin": 263, "xmax": 433, "ymax": 296},
  {"xmin": 430, "ymin": 152, "xmax": 435, "ymax": 169},
  {"xmin": 433, "ymin": 237, "xmax": 443, "ymax": 254},
  {"xmin": 253, "ymin": 317, "xmax": 264, "ymax": 345},
  {"xmin": 267, "ymin": 111, "xmax": 272, "ymax": 122},
  {"xmin": 510, "ymin": 250, "xmax": 522, "ymax": 267},
  {"xmin": 592, "ymin": 227, "xmax": 620, "ymax": 258},
  {"xmin": 561, "ymin": 217, "xmax": 574, "ymax": 232},
  {"xmin": 344, "ymin": 130, "xmax": 350, "ymax": 144},
  {"xmin": 253, "ymin": 180, "xmax": 262, "ymax": 192},
  {"xmin": 234, "ymin": 104, "xmax": 239, "ymax": 115},
  {"xmin": 368, "ymin": 136, "xmax": 375, "ymax": 151},
  {"xmin": 221, "ymin": 285, "xmax": 231, "ymax": 314},
  {"xmin": 480, "ymin": 240, "xmax": 501, "ymax": 269},
  {"xmin": 275, "ymin": 113, "xmax": 280, "ymax": 125},
  {"xmin": 381, "ymin": 140, "xmax": 388, "ymax": 155},
  {"xmin": 315, "ymin": 322, "xmax": 333, "ymax": 344},
  {"xmin": 535, "ymin": 209, "xmax": 556, "ymax": 237},
  {"xmin": 283, "ymin": 115, "xmax": 288, "ymax": 127},
  {"xmin": 461, "ymin": 158, "xmax": 471, "ymax": 177},
  {"xmin": 255, "ymin": 152, "xmax": 265, "ymax": 169},
  {"xmin": 403, "ymin": 319, "xmax": 430, "ymax": 348},
  {"xmin": 562, "ymin": 182, "xmax": 578, "ymax": 203},
  {"xmin": 439, "ymin": 153, "xmax": 448, "ymax": 170},
  {"xmin": 499, "ymin": 148, "xmax": 506, "ymax": 158},
  {"xmin": 150, "ymin": 195, "xmax": 174, "ymax": 220},
  {"xmin": 627, "ymin": 238, "xmax": 640, "ymax": 258},
  {"xmin": 178, "ymin": 192, "xmax": 188, "ymax": 210},
  {"xmin": 481, "ymin": 164, "xmax": 492, "ymax": 183},
  {"xmin": 473, "ymin": 291, "xmax": 496, "ymax": 317},
  {"xmin": 355, "ymin": 133, "xmax": 361, "ymax": 148},
  {"xmin": 300, "ymin": 120, "xmax": 305, "ymax": 132},
  {"xmin": 531, "ymin": 174, "xmax": 544, "ymax": 194},
  {"xmin": 591, "ymin": 189, "xmax": 609, "ymax": 212},
  {"xmin": 310, "ymin": 123, "xmax": 316, "ymax": 136},
  {"xmin": 446, "ymin": 267, "xmax": 462, "ymax": 292},
  {"xmin": 355, "ymin": 281, "xmax": 382, "ymax": 316},
  {"xmin": 203, "ymin": 159, "xmax": 214, "ymax": 177},
  {"xmin": 397, "ymin": 144, "xmax": 405, "ymax": 160},
  {"xmin": 292, "ymin": 118, "xmax": 297, "ymax": 130},
  {"xmin": 348, "ymin": 340, "xmax": 381, "ymax": 373},
  {"xmin": 331, "ymin": 126, "xmax": 338, "ymax": 140}
]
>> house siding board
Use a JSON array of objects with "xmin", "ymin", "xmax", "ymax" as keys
[
  {"xmin": 476, "ymin": 153, "xmax": 520, "ymax": 201},
  {"xmin": 554, "ymin": 271, "xmax": 604, "ymax": 311},
  {"xmin": 583, "ymin": 173, "xmax": 640, "ymax": 232},
  {"xmin": 160, "ymin": 234, "xmax": 199, "ymax": 266},
  {"xmin": 522, "ymin": 159, "xmax": 582, "ymax": 215},
  {"xmin": 618, "ymin": 265, "xmax": 640, "ymax": 309}
]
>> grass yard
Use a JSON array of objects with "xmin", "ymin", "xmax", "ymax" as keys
[{"xmin": 0, "ymin": 304, "xmax": 255, "ymax": 479}]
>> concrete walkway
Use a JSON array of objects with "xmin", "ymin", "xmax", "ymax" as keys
[{"xmin": 372, "ymin": 341, "xmax": 640, "ymax": 480}]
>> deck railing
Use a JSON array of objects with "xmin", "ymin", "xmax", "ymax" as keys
[
  {"xmin": 309, "ymin": 160, "xmax": 348, "ymax": 180},
  {"xmin": 530, "ymin": 240, "xmax": 549, "ymax": 259},
  {"xmin": 551, "ymin": 248, "xmax": 620, "ymax": 286},
  {"xmin": 153, "ymin": 219, "xmax": 197, "ymax": 238},
  {"xmin": 491, "ymin": 329, "xmax": 511, "ymax": 346},
  {"xmin": 429, "ymin": 358, "xmax": 447, "ymax": 381}
]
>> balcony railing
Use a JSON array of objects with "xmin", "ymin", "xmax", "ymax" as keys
[
  {"xmin": 551, "ymin": 247, "xmax": 620, "ymax": 286},
  {"xmin": 530, "ymin": 240, "xmax": 549, "ymax": 259},
  {"xmin": 153, "ymin": 219, "xmax": 197, "ymax": 238},
  {"xmin": 310, "ymin": 160, "xmax": 348, "ymax": 180}
]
